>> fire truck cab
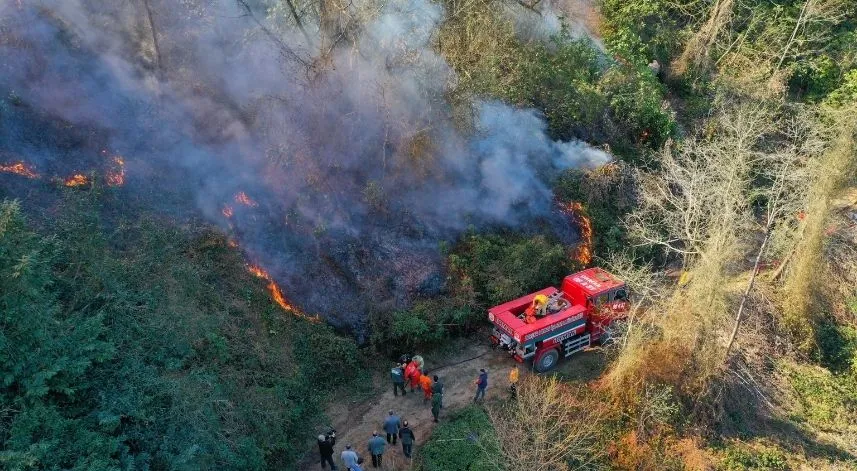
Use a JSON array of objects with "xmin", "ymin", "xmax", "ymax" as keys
[{"xmin": 488, "ymin": 268, "xmax": 629, "ymax": 372}]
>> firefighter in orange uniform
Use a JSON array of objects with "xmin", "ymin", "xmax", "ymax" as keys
[
  {"xmin": 419, "ymin": 373, "xmax": 433, "ymax": 404},
  {"xmin": 523, "ymin": 294, "xmax": 548, "ymax": 324}
]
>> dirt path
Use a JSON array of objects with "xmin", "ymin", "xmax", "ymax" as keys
[
  {"xmin": 298, "ymin": 339, "xmax": 512, "ymax": 470},
  {"xmin": 299, "ymin": 337, "xmax": 608, "ymax": 470}
]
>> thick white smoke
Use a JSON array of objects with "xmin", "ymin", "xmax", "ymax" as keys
[{"xmin": 0, "ymin": 0, "xmax": 609, "ymax": 332}]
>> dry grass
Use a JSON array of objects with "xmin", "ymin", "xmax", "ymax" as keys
[
  {"xmin": 780, "ymin": 107, "xmax": 857, "ymax": 354},
  {"xmin": 487, "ymin": 376, "xmax": 608, "ymax": 471}
]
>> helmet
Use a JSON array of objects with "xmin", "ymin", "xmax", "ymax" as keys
[
  {"xmin": 318, "ymin": 434, "xmax": 326, "ymax": 441},
  {"xmin": 533, "ymin": 294, "xmax": 548, "ymax": 306}
]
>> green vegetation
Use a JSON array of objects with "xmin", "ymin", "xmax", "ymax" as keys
[
  {"xmin": 417, "ymin": 406, "xmax": 501, "ymax": 471},
  {"xmin": 0, "ymin": 198, "xmax": 362, "ymax": 469},
  {"xmin": 371, "ymin": 233, "xmax": 573, "ymax": 352},
  {"xmin": 721, "ymin": 443, "xmax": 789, "ymax": 471},
  {"xmin": 437, "ymin": 0, "xmax": 675, "ymax": 158}
]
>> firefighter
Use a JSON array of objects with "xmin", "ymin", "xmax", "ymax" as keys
[
  {"xmin": 399, "ymin": 420, "xmax": 416, "ymax": 459},
  {"xmin": 419, "ymin": 373, "xmax": 433, "ymax": 404},
  {"xmin": 383, "ymin": 410, "xmax": 401, "ymax": 444},
  {"xmin": 523, "ymin": 294, "xmax": 548, "ymax": 324},
  {"xmin": 367, "ymin": 432, "xmax": 386, "ymax": 468},
  {"xmin": 431, "ymin": 375, "xmax": 444, "ymax": 422},
  {"xmin": 404, "ymin": 360, "xmax": 420, "ymax": 393},
  {"xmin": 509, "ymin": 365, "xmax": 520, "ymax": 398},
  {"xmin": 391, "ymin": 363, "xmax": 406, "ymax": 396},
  {"xmin": 473, "ymin": 368, "xmax": 488, "ymax": 402},
  {"xmin": 318, "ymin": 431, "xmax": 337, "ymax": 470}
]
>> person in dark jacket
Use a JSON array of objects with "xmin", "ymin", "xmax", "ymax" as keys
[
  {"xmin": 383, "ymin": 410, "xmax": 401, "ymax": 444},
  {"xmin": 431, "ymin": 375, "xmax": 444, "ymax": 396},
  {"xmin": 391, "ymin": 364, "xmax": 406, "ymax": 396},
  {"xmin": 431, "ymin": 375, "xmax": 444, "ymax": 422},
  {"xmin": 367, "ymin": 431, "xmax": 386, "ymax": 468},
  {"xmin": 474, "ymin": 368, "xmax": 488, "ymax": 402},
  {"xmin": 318, "ymin": 432, "xmax": 337, "ymax": 470},
  {"xmin": 398, "ymin": 421, "xmax": 416, "ymax": 458}
]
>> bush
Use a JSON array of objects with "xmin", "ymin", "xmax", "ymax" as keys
[
  {"xmin": 553, "ymin": 162, "xmax": 641, "ymax": 258},
  {"xmin": 371, "ymin": 298, "xmax": 477, "ymax": 353},
  {"xmin": 784, "ymin": 362, "xmax": 857, "ymax": 431},
  {"xmin": 722, "ymin": 444, "xmax": 789, "ymax": 471},
  {"xmin": 600, "ymin": 0, "xmax": 687, "ymax": 66},
  {"xmin": 417, "ymin": 406, "xmax": 501, "ymax": 471},
  {"xmin": 0, "ymin": 197, "xmax": 364, "ymax": 469},
  {"xmin": 447, "ymin": 233, "xmax": 574, "ymax": 309}
]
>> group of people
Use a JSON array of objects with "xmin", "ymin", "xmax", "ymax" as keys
[
  {"xmin": 391, "ymin": 355, "xmax": 445, "ymax": 422},
  {"xmin": 317, "ymin": 355, "xmax": 522, "ymax": 470},
  {"xmin": 316, "ymin": 410, "xmax": 416, "ymax": 471}
]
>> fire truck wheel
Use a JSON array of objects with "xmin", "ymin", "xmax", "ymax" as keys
[{"xmin": 534, "ymin": 348, "xmax": 559, "ymax": 373}]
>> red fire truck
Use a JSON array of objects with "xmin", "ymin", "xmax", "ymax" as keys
[{"xmin": 488, "ymin": 268, "xmax": 630, "ymax": 372}]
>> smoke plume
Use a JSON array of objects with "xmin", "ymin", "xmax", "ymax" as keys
[{"xmin": 0, "ymin": 0, "xmax": 608, "ymax": 335}]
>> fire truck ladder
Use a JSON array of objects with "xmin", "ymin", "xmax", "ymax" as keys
[{"xmin": 562, "ymin": 333, "xmax": 591, "ymax": 357}]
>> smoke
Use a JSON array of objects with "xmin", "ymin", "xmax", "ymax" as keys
[{"xmin": 0, "ymin": 0, "xmax": 608, "ymax": 335}]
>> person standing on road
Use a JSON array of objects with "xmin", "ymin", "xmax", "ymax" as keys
[
  {"xmin": 419, "ymin": 373, "xmax": 433, "ymax": 404},
  {"xmin": 318, "ymin": 433, "xmax": 337, "ymax": 470},
  {"xmin": 383, "ymin": 410, "xmax": 401, "ymax": 444},
  {"xmin": 398, "ymin": 420, "xmax": 416, "ymax": 459},
  {"xmin": 391, "ymin": 363, "xmax": 406, "ymax": 396},
  {"xmin": 474, "ymin": 368, "xmax": 488, "ymax": 403},
  {"xmin": 367, "ymin": 431, "xmax": 386, "ymax": 468},
  {"xmin": 431, "ymin": 375, "xmax": 444, "ymax": 422},
  {"xmin": 340, "ymin": 444, "xmax": 359, "ymax": 471},
  {"xmin": 509, "ymin": 365, "xmax": 520, "ymax": 398}
]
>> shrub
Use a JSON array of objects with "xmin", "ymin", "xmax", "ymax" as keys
[
  {"xmin": 784, "ymin": 362, "xmax": 857, "ymax": 431},
  {"xmin": 722, "ymin": 443, "xmax": 789, "ymax": 471},
  {"xmin": 447, "ymin": 233, "xmax": 574, "ymax": 309},
  {"xmin": 417, "ymin": 406, "xmax": 501, "ymax": 471}
]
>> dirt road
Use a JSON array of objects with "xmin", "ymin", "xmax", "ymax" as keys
[{"xmin": 299, "ymin": 337, "xmax": 607, "ymax": 470}]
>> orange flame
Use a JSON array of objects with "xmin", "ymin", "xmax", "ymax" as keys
[
  {"xmin": 0, "ymin": 162, "xmax": 39, "ymax": 179},
  {"xmin": 64, "ymin": 174, "xmax": 89, "ymax": 187},
  {"xmin": 246, "ymin": 264, "xmax": 320, "ymax": 322},
  {"xmin": 106, "ymin": 156, "xmax": 125, "ymax": 186},
  {"xmin": 227, "ymin": 239, "xmax": 239, "ymax": 248},
  {"xmin": 222, "ymin": 205, "xmax": 234, "ymax": 218},
  {"xmin": 560, "ymin": 201, "xmax": 593, "ymax": 266},
  {"xmin": 234, "ymin": 191, "xmax": 258, "ymax": 207}
]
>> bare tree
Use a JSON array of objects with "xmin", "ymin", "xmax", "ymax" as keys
[
  {"xmin": 724, "ymin": 108, "xmax": 822, "ymax": 357},
  {"xmin": 674, "ymin": 0, "xmax": 736, "ymax": 74},
  {"xmin": 488, "ymin": 376, "xmax": 606, "ymax": 471}
]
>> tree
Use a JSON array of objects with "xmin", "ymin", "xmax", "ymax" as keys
[{"xmin": 488, "ymin": 376, "xmax": 605, "ymax": 470}]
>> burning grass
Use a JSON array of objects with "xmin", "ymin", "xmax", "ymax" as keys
[
  {"xmin": 234, "ymin": 191, "xmax": 257, "ymax": 207},
  {"xmin": 559, "ymin": 201, "xmax": 593, "ymax": 266},
  {"xmin": 106, "ymin": 156, "xmax": 125, "ymax": 186},
  {"xmin": 0, "ymin": 161, "xmax": 39, "ymax": 179},
  {"xmin": 246, "ymin": 263, "xmax": 320, "ymax": 323},
  {"xmin": 63, "ymin": 173, "xmax": 90, "ymax": 187}
]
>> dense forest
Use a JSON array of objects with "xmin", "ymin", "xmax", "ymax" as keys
[{"xmin": 1, "ymin": 0, "xmax": 856, "ymax": 469}]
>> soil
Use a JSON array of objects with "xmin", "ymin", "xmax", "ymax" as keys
[{"xmin": 299, "ymin": 336, "xmax": 609, "ymax": 470}]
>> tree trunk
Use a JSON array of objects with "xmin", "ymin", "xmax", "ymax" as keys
[
  {"xmin": 724, "ymin": 222, "xmax": 773, "ymax": 359},
  {"xmin": 141, "ymin": 0, "xmax": 162, "ymax": 74}
]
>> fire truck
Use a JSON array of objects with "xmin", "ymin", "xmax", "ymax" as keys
[{"xmin": 488, "ymin": 268, "xmax": 630, "ymax": 372}]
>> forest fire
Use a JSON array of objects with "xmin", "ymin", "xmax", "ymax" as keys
[
  {"xmin": 246, "ymin": 264, "xmax": 320, "ymax": 322},
  {"xmin": 64, "ymin": 174, "xmax": 89, "ymax": 187},
  {"xmin": 106, "ymin": 156, "xmax": 125, "ymax": 186},
  {"xmin": 0, "ymin": 162, "xmax": 39, "ymax": 179},
  {"xmin": 222, "ymin": 205, "xmax": 234, "ymax": 218},
  {"xmin": 560, "ymin": 201, "xmax": 593, "ymax": 266},
  {"xmin": 234, "ymin": 191, "xmax": 258, "ymax": 207}
]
